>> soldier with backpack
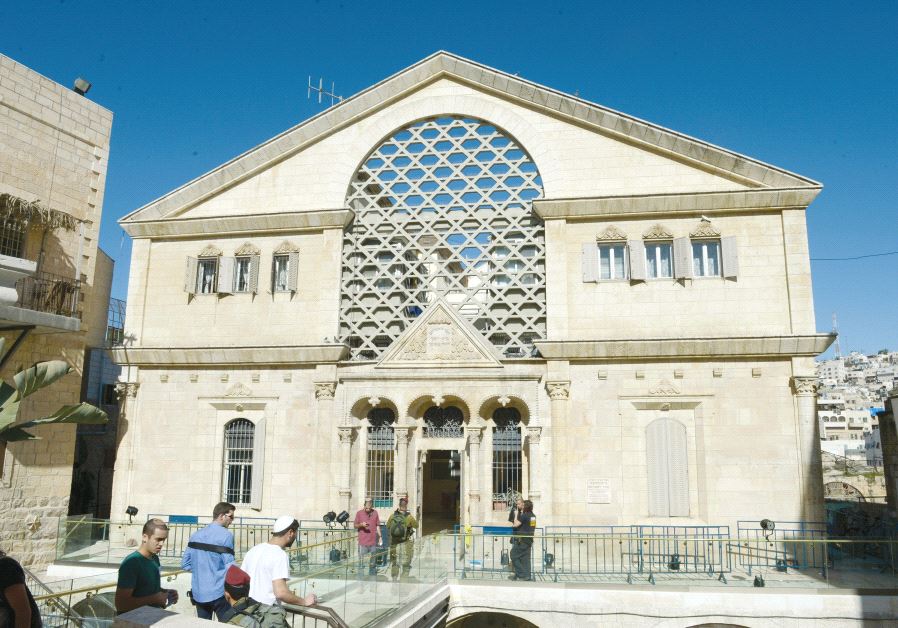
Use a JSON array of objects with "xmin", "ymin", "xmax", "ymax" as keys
[{"xmin": 386, "ymin": 497, "xmax": 418, "ymax": 579}]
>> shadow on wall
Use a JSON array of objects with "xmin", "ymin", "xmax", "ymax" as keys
[{"xmin": 451, "ymin": 612, "xmax": 539, "ymax": 628}]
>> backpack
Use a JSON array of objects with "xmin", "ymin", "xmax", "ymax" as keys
[
  {"xmin": 227, "ymin": 599, "xmax": 289, "ymax": 628},
  {"xmin": 389, "ymin": 511, "xmax": 408, "ymax": 540}
]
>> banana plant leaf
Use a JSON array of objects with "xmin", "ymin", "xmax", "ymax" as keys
[
  {"xmin": 14, "ymin": 402, "xmax": 108, "ymax": 429},
  {"xmin": 0, "ymin": 426, "xmax": 39, "ymax": 441},
  {"xmin": 0, "ymin": 382, "xmax": 20, "ymax": 431},
  {"xmin": 14, "ymin": 360, "xmax": 74, "ymax": 400}
]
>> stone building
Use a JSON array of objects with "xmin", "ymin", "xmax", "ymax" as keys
[
  {"xmin": 0, "ymin": 53, "xmax": 113, "ymax": 565},
  {"xmin": 113, "ymin": 52, "xmax": 833, "ymax": 531}
]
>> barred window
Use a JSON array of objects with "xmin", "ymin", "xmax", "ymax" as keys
[
  {"xmin": 366, "ymin": 408, "xmax": 395, "ymax": 508},
  {"xmin": 423, "ymin": 405, "xmax": 464, "ymax": 438},
  {"xmin": 223, "ymin": 419, "xmax": 254, "ymax": 504},
  {"xmin": 492, "ymin": 407, "xmax": 522, "ymax": 509},
  {"xmin": 0, "ymin": 220, "xmax": 26, "ymax": 258}
]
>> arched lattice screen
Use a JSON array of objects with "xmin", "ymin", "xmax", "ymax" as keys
[{"xmin": 341, "ymin": 115, "xmax": 545, "ymax": 360}]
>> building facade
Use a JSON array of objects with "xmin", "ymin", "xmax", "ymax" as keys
[
  {"xmin": 113, "ymin": 53, "xmax": 833, "ymax": 531},
  {"xmin": 0, "ymin": 53, "xmax": 113, "ymax": 566}
]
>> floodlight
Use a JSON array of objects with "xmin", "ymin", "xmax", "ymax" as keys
[
  {"xmin": 322, "ymin": 511, "xmax": 336, "ymax": 525},
  {"xmin": 336, "ymin": 511, "xmax": 350, "ymax": 525},
  {"xmin": 125, "ymin": 505, "xmax": 138, "ymax": 523},
  {"xmin": 73, "ymin": 78, "xmax": 91, "ymax": 95}
]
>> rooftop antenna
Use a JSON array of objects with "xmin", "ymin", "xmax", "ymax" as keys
[
  {"xmin": 832, "ymin": 312, "xmax": 842, "ymax": 359},
  {"xmin": 308, "ymin": 76, "xmax": 343, "ymax": 107}
]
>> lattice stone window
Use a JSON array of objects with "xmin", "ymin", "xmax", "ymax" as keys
[
  {"xmin": 223, "ymin": 419, "xmax": 255, "ymax": 505},
  {"xmin": 341, "ymin": 115, "xmax": 545, "ymax": 360},
  {"xmin": 366, "ymin": 408, "xmax": 395, "ymax": 508},
  {"xmin": 492, "ymin": 407, "xmax": 522, "ymax": 510}
]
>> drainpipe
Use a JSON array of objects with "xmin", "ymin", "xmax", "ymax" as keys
[{"xmin": 74, "ymin": 220, "xmax": 85, "ymax": 282}]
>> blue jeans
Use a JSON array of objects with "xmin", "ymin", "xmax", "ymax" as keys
[
  {"xmin": 194, "ymin": 595, "xmax": 231, "ymax": 621},
  {"xmin": 358, "ymin": 544, "xmax": 378, "ymax": 577}
]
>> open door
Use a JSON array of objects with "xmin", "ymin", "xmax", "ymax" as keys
[{"xmin": 421, "ymin": 450, "xmax": 461, "ymax": 535}]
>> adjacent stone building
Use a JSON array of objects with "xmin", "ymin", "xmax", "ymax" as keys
[
  {"xmin": 113, "ymin": 52, "xmax": 833, "ymax": 531},
  {"xmin": 0, "ymin": 53, "xmax": 113, "ymax": 566}
]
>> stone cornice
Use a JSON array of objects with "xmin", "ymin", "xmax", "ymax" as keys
[
  {"xmin": 121, "ymin": 209, "xmax": 354, "ymax": 239},
  {"xmin": 533, "ymin": 188, "xmax": 822, "ymax": 221},
  {"xmin": 535, "ymin": 334, "xmax": 835, "ymax": 360},
  {"xmin": 110, "ymin": 344, "xmax": 349, "ymax": 366}
]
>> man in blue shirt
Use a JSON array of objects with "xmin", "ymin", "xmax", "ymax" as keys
[{"xmin": 181, "ymin": 502, "xmax": 236, "ymax": 621}]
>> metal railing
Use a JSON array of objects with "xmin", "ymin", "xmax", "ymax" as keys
[{"xmin": 15, "ymin": 271, "xmax": 81, "ymax": 318}]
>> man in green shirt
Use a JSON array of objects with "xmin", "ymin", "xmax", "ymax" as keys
[
  {"xmin": 115, "ymin": 519, "xmax": 179, "ymax": 614},
  {"xmin": 386, "ymin": 497, "xmax": 418, "ymax": 580}
]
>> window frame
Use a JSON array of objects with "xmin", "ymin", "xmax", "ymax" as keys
[
  {"xmin": 196, "ymin": 257, "xmax": 219, "ymax": 294},
  {"xmin": 598, "ymin": 243, "xmax": 628, "ymax": 281},
  {"xmin": 645, "ymin": 241, "xmax": 674, "ymax": 280},
  {"xmin": 233, "ymin": 256, "xmax": 252, "ymax": 293},
  {"xmin": 222, "ymin": 418, "xmax": 255, "ymax": 506},
  {"xmin": 691, "ymin": 239, "xmax": 721, "ymax": 278}
]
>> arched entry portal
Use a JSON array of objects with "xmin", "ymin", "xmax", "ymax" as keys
[{"xmin": 418, "ymin": 403, "xmax": 465, "ymax": 534}]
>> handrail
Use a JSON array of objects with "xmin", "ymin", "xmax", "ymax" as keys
[{"xmin": 283, "ymin": 602, "xmax": 350, "ymax": 628}]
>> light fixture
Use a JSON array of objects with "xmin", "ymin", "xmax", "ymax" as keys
[
  {"xmin": 125, "ymin": 506, "xmax": 138, "ymax": 523},
  {"xmin": 322, "ymin": 511, "xmax": 336, "ymax": 526},
  {"xmin": 336, "ymin": 511, "xmax": 350, "ymax": 526},
  {"xmin": 73, "ymin": 78, "xmax": 91, "ymax": 95},
  {"xmin": 760, "ymin": 519, "xmax": 775, "ymax": 540}
]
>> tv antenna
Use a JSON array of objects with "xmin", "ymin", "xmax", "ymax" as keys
[
  {"xmin": 832, "ymin": 312, "xmax": 841, "ymax": 358},
  {"xmin": 308, "ymin": 76, "xmax": 343, "ymax": 107}
]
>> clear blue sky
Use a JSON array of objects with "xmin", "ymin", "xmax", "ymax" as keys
[{"xmin": 3, "ymin": 1, "xmax": 895, "ymax": 355}]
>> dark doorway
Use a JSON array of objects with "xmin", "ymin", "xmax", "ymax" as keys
[{"xmin": 421, "ymin": 450, "xmax": 461, "ymax": 535}]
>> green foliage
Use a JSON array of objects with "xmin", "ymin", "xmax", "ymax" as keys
[{"xmin": 0, "ymin": 337, "xmax": 108, "ymax": 442}]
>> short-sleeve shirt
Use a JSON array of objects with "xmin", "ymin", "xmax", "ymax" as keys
[
  {"xmin": 354, "ymin": 509, "xmax": 380, "ymax": 547},
  {"xmin": 0, "ymin": 556, "xmax": 42, "ymax": 628},
  {"xmin": 240, "ymin": 543, "xmax": 289, "ymax": 606},
  {"xmin": 514, "ymin": 512, "xmax": 536, "ymax": 537},
  {"xmin": 117, "ymin": 551, "xmax": 162, "ymax": 605}
]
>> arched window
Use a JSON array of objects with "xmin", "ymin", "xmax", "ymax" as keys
[
  {"xmin": 223, "ymin": 419, "xmax": 254, "ymax": 504},
  {"xmin": 423, "ymin": 405, "xmax": 464, "ymax": 437},
  {"xmin": 367, "ymin": 408, "xmax": 395, "ymax": 508},
  {"xmin": 492, "ymin": 407, "xmax": 522, "ymax": 509},
  {"xmin": 646, "ymin": 418, "xmax": 689, "ymax": 517}
]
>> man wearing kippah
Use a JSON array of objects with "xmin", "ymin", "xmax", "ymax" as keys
[
  {"xmin": 223, "ymin": 565, "xmax": 286, "ymax": 627},
  {"xmin": 240, "ymin": 516, "xmax": 316, "ymax": 609}
]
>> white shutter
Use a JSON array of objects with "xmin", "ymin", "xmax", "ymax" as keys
[
  {"xmin": 646, "ymin": 420, "xmax": 670, "ymax": 517},
  {"xmin": 249, "ymin": 255, "xmax": 260, "ymax": 293},
  {"xmin": 721, "ymin": 236, "xmax": 739, "ymax": 280},
  {"xmin": 581, "ymin": 243, "xmax": 598, "ymax": 283},
  {"xmin": 287, "ymin": 251, "xmax": 299, "ymax": 292},
  {"xmin": 250, "ymin": 417, "xmax": 266, "ymax": 510},
  {"xmin": 628, "ymin": 240, "xmax": 646, "ymax": 282},
  {"xmin": 673, "ymin": 237, "xmax": 693, "ymax": 280},
  {"xmin": 185, "ymin": 257, "xmax": 198, "ymax": 294},
  {"xmin": 667, "ymin": 420, "xmax": 690, "ymax": 517},
  {"xmin": 217, "ymin": 257, "xmax": 235, "ymax": 294}
]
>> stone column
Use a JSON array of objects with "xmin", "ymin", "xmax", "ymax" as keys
[
  {"xmin": 546, "ymin": 381, "xmax": 570, "ymax": 519},
  {"xmin": 526, "ymin": 426, "xmax": 543, "ymax": 507},
  {"xmin": 110, "ymin": 381, "xmax": 139, "ymax": 543},
  {"xmin": 394, "ymin": 427, "xmax": 411, "ymax": 501},
  {"xmin": 792, "ymin": 376, "xmax": 824, "ymax": 522},
  {"xmin": 315, "ymin": 382, "xmax": 337, "ymax": 510},
  {"xmin": 337, "ymin": 426, "xmax": 354, "ymax": 513},
  {"xmin": 466, "ymin": 426, "xmax": 483, "ymax": 524}
]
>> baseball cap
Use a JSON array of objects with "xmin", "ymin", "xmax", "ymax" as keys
[
  {"xmin": 225, "ymin": 565, "xmax": 250, "ymax": 587},
  {"xmin": 272, "ymin": 515, "xmax": 297, "ymax": 534}
]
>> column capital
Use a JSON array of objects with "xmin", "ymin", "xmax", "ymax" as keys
[
  {"xmin": 337, "ymin": 426, "xmax": 355, "ymax": 443},
  {"xmin": 791, "ymin": 376, "xmax": 818, "ymax": 396},
  {"xmin": 395, "ymin": 426, "xmax": 412, "ymax": 444},
  {"xmin": 466, "ymin": 426, "xmax": 484, "ymax": 445},
  {"xmin": 546, "ymin": 381, "xmax": 570, "ymax": 401},
  {"xmin": 526, "ymin": 425, "xmax": 542, "ymax": 444},
  {"xmin": 115, "ymin": 382, "xmax": 140, "ymax": 400},
  {"xmin": 314, "ymin": 382, "xmax": 337, "ymax": 400}
]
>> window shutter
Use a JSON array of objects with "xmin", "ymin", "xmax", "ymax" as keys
[
  {"xmin": 217, "ymin": 257, "xmax": 235, "ymax": 294},
  {"xmin": 249, "ymin": 255, "xmax": 260, "ymax": 293},
  {"xmin": 250, "ymin": 417, "xmax": 266, "ymax": 510},
  {"xmin": 646, "ymin": 419, "xmax": 670, "ymax": 517},
  {"xmin": 673, "ymin": 237, "xmax": 693, "ymax": 280},
  {"xmin": 667, "ymin": 420, "xmax": 690, "ymax": 517},
  {"xmin": 628, "ymin": 240, "xmax": 646, "ymax": 282},
  {"xmin": 185, "ymin": 257, "xmax": 198, "ymax": 294},
  {"xmin": 721, "ymin": 236, "xmax": 739, "ymax": 280},
  {"xmin": 287, "ymin": 251, "xmax": 299, "ymax": 293},
  {"xmin": 581, "ymin": 243, "xmax": 598, "ymax": 283}
]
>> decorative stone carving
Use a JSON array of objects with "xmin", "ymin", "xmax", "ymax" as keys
[
  {"xmin": 596, "ymin": 225, "xmax": 627, "ymax": 241},
  {"xmin": 338, "ymin": 488, "xmax": 352, "ymax": 498},
  {"xmin": 199, "ymin": 244, "xmax": 223, "ymax": 257},
  {"xmin": 526, "ymin": 426, "xmax": 542, "ymax": 444},
  {"xmin": 649, "ymin": 380, "xmax": 680, "ymax": 396},
  {"xmin": 337, "ymin": 427, "xmax": 354, "ymax": 444},
  {"xmin": 792, "ymin": 377, "xmax": 818, "ymax": 396},
  {"xmin": 274, "ymin": 240, "xmax": 300, "ymax": 254},
  {"xmin": 159, "ymin": 374, "xmax": 168, "ymax": 383},
  {"xmin": 467, "ymin": 426, "xmax": 483, "ymax": 445},
  {"xmin": 643, "ymin": 224, "xmax": 673, "ymax": 240},
  {"xmin": 432, "ymin": 394, "xmax": 445, "ymax": 407},
  {"xmin": 690, "ymin": 219, "xmax": 720, "ymax": 238},
  {"xmin": 368, "ymin": 396, "xmax": 381, "ymax": 408},
  {"xmin": 115, "ymin": 382, "xmax": 140, "ymax": 400},
  {"xmin": 235, "ymin": 242, "xmax": 260, "ymax": 256},
  {"xmin": 225, "ymin": 383, "xmax": 253, "ymax": 397},
  {"xmin": 546, "ymin": 382, "xmax": 570, "ymax": 400},
  {"xmin": 497, "ymin": 395, "xmax": 511, "ymax": 407},
  {"xmin": 315, "ymin": 382, "xmax": 337, "ymax": 400},
  {"xmin": 395, "ymin": 427, "xmax": 411, "ymax": 444},
  {"xmin": 25, "ymin": 514, "xmax": 41, "ymax": 533}
]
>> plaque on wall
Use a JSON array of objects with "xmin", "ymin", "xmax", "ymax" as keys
[{"xmin": 586, "ymin": 478, "xmax": 611, "ymax": 504}]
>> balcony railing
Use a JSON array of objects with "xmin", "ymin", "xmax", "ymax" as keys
[{"xmin": 15, "ymin": 271, "xmax": 81, "ymax": 319}]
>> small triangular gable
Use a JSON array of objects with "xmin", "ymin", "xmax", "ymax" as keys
[{"xmin": 377, "ymin": 299, "xmax": 503, "ymax": 369}]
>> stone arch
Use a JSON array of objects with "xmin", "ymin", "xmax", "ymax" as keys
[
  {"xmin": 477, "ymin": 395, "xmax": 532, "ymax": 425},
  {"xmin": 448, "ymin": 611, "xmax": 539, "ymax": 628},
  {"xmin": 405, "ymin": 394, "xmax": 472, "ymax": 422},
  {"xmin": 348, "ymin": 396, "xmax": 401, "ymax": 422}
]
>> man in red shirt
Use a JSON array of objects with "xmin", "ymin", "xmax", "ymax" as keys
[{"xmin": 353, "ymin": 499, "xmax": 381, "ymax": 578}]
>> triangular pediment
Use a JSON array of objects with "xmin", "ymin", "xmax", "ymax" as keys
[{"xmin": 377, "ymin": 300, "xmax": 503, "ymax": 369}]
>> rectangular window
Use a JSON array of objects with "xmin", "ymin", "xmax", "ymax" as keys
[
  {"xmin": 101, "ymin": 384, "xmax": 118, "ymax": 405},
  {"xmin": 366, "ymin": 425, "xmax": 394, "ymax": 508},
  {"xmin": 197, "ymin": 258, "xmax": 218, "ymax": 294},
  {"xmin": 0, "ymin": 221, "xmax": 26, "ymax": 258},
  {"xmin": 646, "ymin": 242, "xmax": 673, "ymax": 279},
  {"xmin": 234, "ymin": 257, "xmax": 251, "ymax": 292},
  {"xmin": 599, "ymin": 244, "xmax": 627, "ymax": 280},
  {"xmin": 272, "ymin": 255, "xmax": 290, "ymax": 292},
  {"xmin": 223, "ymin": 419, "xmax": 255, "ymax": 505},
  {"xmin": 692, "ymin": 240, "xmax": 721, "ymax": 277}
]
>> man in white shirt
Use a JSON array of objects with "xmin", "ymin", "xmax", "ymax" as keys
[{"xmin": 240, "ymin": 516, "xmax": 316, "ymax": 608}]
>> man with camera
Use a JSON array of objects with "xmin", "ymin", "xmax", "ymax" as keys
[{"xmin": 509, "ymin": 500, "xmax": 535, "ymax": 581}]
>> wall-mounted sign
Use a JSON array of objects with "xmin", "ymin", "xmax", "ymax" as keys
[{"xmin": 587, "ymin": 478, "xmax": 611, "ymax": 504}]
